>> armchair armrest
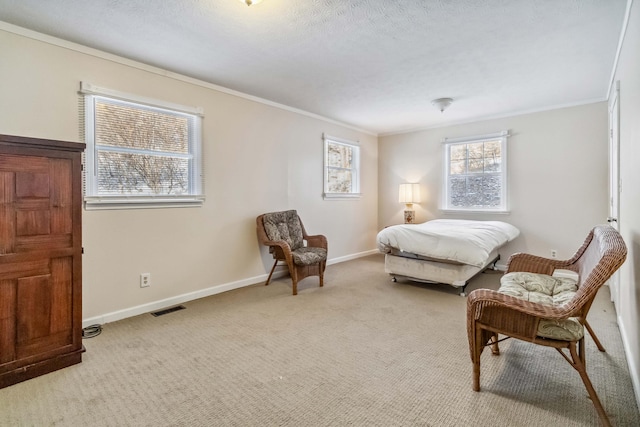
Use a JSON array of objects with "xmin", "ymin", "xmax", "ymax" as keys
[
  {"xmin": 467, "ymin": 288, "xmax": 574, "ymax": 340},
  {"xmin": 506, "ymin": 253, "xmax": 575, "ymax": 275},
  {"xmin": 261, "ymin": 239, "xmax": 294, "ymax": 263},
  {"xmin": 468, "ymin": 289, "xmax": 569, "ymax": 320},
  {"xmin": 305, "ymin": 234, "xmax": 328, "ymax": 250}
]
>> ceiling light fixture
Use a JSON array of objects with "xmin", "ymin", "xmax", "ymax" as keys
[
  {"xmin": 432, "ymin": 98, "xmax": 453, "ymax": 113},
  {"xmin": 239, "ymin": 0, "xmax": 263, "ymax": 5}
]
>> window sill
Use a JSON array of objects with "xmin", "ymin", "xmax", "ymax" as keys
[
  {"xmin": 323, "ymin": 193, "xmax": 362, "ymax": 200},
  {"xmin": 440, "ymin": 209, "xmax": 510, "ymax": 215},
  {"xmin": 84, "ymin": 195, "xmax": 205, "ymax": 210}
]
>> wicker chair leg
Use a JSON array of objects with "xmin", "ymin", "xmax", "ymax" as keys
[
  {"xmin": 584, "ymin": 320, "xmax": 606, "ymax": 352},
  {"xmin": 265, "ymin": 260, "xmax": 278, "ymax": 286},
  {"xmin": 291, "ymin": 269, "xmax": 298, "ymax": 296},
  {"xmin": 319, "ymin": 262, "xmax": 325, "ymax": 287},
  {"xmin": 472, "ymin": 362, "xmax": 481, "ymax": 392},
  {"xmin": 568, "ymin": 341, "xmax": 611, "ymax": 427},
  {"xmin": 472, "ymin": 327, "xmax": 483, "ymax": 391}
]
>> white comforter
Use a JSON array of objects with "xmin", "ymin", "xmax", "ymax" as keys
[{"xmin": 376, "ymin": 219, "xmax": 520, "ymax": 267}]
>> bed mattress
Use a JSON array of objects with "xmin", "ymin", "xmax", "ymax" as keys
[{"xmin": 377, "ymin": 219, "xmax": 519, "ymax": 267}]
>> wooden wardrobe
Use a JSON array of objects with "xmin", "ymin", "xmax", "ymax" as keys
[{"xmin": 0, "ymin": 134, "xmax": 85, "ymax": 388}]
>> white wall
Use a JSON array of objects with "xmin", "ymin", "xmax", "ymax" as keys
[
  {"xmin": 379, "ymin": 102, "xmax": 609, "ymax": 265},
  {"xmin": 611, "ymin": 0, "xmax": 640, "ymax": 406},
  {"xmin": 0, "ymin": 28, "xmax": 378, "ymax": 323}
]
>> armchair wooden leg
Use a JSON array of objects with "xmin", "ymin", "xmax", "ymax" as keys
[
  {"xmin": 568, "ymin": 341, "xmax": 612, "ymax": 427},
  {"xmin": 265, "ymin": 259, "xmax": 279, "ymax": 286},
  {"xmin": 584, "ymin": 320, "xmax": 606, "ymax": 352},
  {"xmin": 473, "ymin": 327, "xmax": 483, "ymax": 391},
  {"xmin": 291, "ymin": 269, "xmax": 298, "ymax": 296},
  {"xmin": 472, "ymin": 362, "xmax": 481, "ymax": 392}
]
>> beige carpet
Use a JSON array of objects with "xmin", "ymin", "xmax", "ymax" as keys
[{"xmin": 0, "ymin": 254, "xmax": 638, "ymax": 426}]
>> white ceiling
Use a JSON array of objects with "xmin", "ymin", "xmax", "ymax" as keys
[{"xmin": 0, "ymin": 0, "xmax": 628, "ymax": 135}]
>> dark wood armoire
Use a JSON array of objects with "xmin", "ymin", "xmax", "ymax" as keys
[{"xmin": 0, "ymin": 134, "xmax": 85, "ymax": 388}]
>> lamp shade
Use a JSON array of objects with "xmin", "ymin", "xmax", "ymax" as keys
[{"xmin": 399, "ymin": 183, "xmax": 421, "ymax": 204}]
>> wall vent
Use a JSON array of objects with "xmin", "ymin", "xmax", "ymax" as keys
[{"xmin": 150, "ymin": 305, "xmax": 186, "ymax": 317}]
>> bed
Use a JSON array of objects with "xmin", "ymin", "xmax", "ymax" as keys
[{"xmin": 376, "ymin": 219, "xmax": 520, "ymax": 295}]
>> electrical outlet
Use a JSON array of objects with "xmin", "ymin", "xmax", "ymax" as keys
[
  {"xmin": 140, "ymin": 273, "xmax": 151, "ymax": 288},
  {"xmin": 550, "ymin": 250, "xmax": 557, "ymax": 259}
]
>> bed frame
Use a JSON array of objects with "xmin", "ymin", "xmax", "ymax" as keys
[{"xmin": 384, "ymin": 250, "xmax": 500, "ymax": 296}]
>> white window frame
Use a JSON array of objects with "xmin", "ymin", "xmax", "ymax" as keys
[
  {"xmin": 323, "ymin": 134, "xmax": 361, "ymax": 199},
  {"xmin": 81, "ymin": 82, "xmax": 205, "ymax": 210},
  {"xmin": 442, "ymin": 131, "xmax": 509, "ymax": 213}
]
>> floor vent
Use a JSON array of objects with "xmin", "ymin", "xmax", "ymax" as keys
[{"xmin": 151, "ymin": 305, "xmax": 186, "ymax": 317}]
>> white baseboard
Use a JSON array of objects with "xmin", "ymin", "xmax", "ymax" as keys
[
  {"xmin": 617, "ymin": 314, "xmax": 640, "ymax": 410},
  {"xmin": 82, "ymin": 249, "xmax": 380, "ymax": 328},
  {"xmin": 82, "ymin": 272, "xmax": 275, "ymax": 328},
  {"xmin": 327, "ymin": 249, "xmax": 379, "ymax": 265}
]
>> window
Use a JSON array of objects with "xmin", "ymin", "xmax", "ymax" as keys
[
  {"xmin": 81, "ymin": 82, "xmax": 204, "ymax": 209},
  {"xmin": 323, "ymin": 134, "xmax": 361, "ymax": 199},
  {"xmin": 443, "ymin": 131, "xmax": 508, "ymax": 212}
]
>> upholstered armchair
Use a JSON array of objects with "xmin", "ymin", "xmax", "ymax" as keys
[
  {"xmin": 256, "ymin": 210, "xmax": 328, "ymax": 295},
  {"xmin": 467, "ymin": 225, "xmax": 627, "ymax": 427}
]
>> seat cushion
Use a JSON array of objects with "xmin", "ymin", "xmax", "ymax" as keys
[
  {"xmin": 262, "ymin": 210, "xmax": 304, "ymax": 251},
  {"xmin": 292, "ymin": 247, "xmax": 327, "ymax": 266},
  {"xmin": 499, "ymin": 272, "xmax": 584, "ymax": 341}
]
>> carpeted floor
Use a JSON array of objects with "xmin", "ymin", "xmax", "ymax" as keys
[{"xmin": 0, "ymin": 254, "xmax": 638, "ymax": 426}]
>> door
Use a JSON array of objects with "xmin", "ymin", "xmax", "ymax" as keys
[{"xmin": 608, "ymin": 81, "xmax": 621, "ymax": 305}]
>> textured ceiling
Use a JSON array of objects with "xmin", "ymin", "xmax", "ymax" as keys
[{"xmin": 0, "ymin": 0, "xmax": 628, "ymax": 135}]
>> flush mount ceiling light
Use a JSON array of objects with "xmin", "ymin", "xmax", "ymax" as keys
[
  {"xmin": 432, "ymin": 98, "xmax": 453, "ymax": 113},
  {"xmin": 239, "ymin": 0, "xmax": 263, "ymax": 5}
]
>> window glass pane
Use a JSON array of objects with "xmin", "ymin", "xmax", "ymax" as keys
[
  {"xmin": 467, "ymin": 143, "xmax": 483, "ymax": 159},
  {"xmin": 327, "ymin": 143, "xmax": 352, "ymax": 169},
  {"xmin": 484, "ymin": 155, "xmax": 501, "ymax": 172},
  {"xmin": 450, "ymin": 144, "xmax": 466, "ymax": 161},
  {"xmin": 483, "ymin": 140, "xmax": 501, "ymax": 156},
  {"xmin": 327, "ymin": 168, "xmax": 352, "ymax": 193},
  {"xmin": 467, "ymin": 157, "xmax": 484, "ymax": 173},
  {"xmin": 450, "ymin": 160, "xmax": 465, "ymax": 175},
  {"xmin": 95, "ymin": 99, "xmax": 189, "ymax": 155},
  {"xmin": 463, "ymin": 143, "xmax": 480, "ymax": 173},
  {"xmin": 482, "ymin": 175, "xmax": 502, "ymax": 206},
  {"xmin": 483, "ymin": 140, "xmax": 501, "ymax": 172},
  {"xmin": 466, "ymin": 176, "xmax": 484, "ymax": 206},
  {"xmin": 449, "ymin": 176, "xmax": 467, "ymax": 207},
  {"xmin": 97, "ymin": 151, "xmax": 189, "ymax": 195}
]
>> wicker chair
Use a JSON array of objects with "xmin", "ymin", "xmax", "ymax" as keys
[
  {"xmin": 467, "ymin": 225, "xmax": 626, "ymax": 427},
  {"xmin": 256, "ymin": 210, "xmax": 328, "ymax": 295}
]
